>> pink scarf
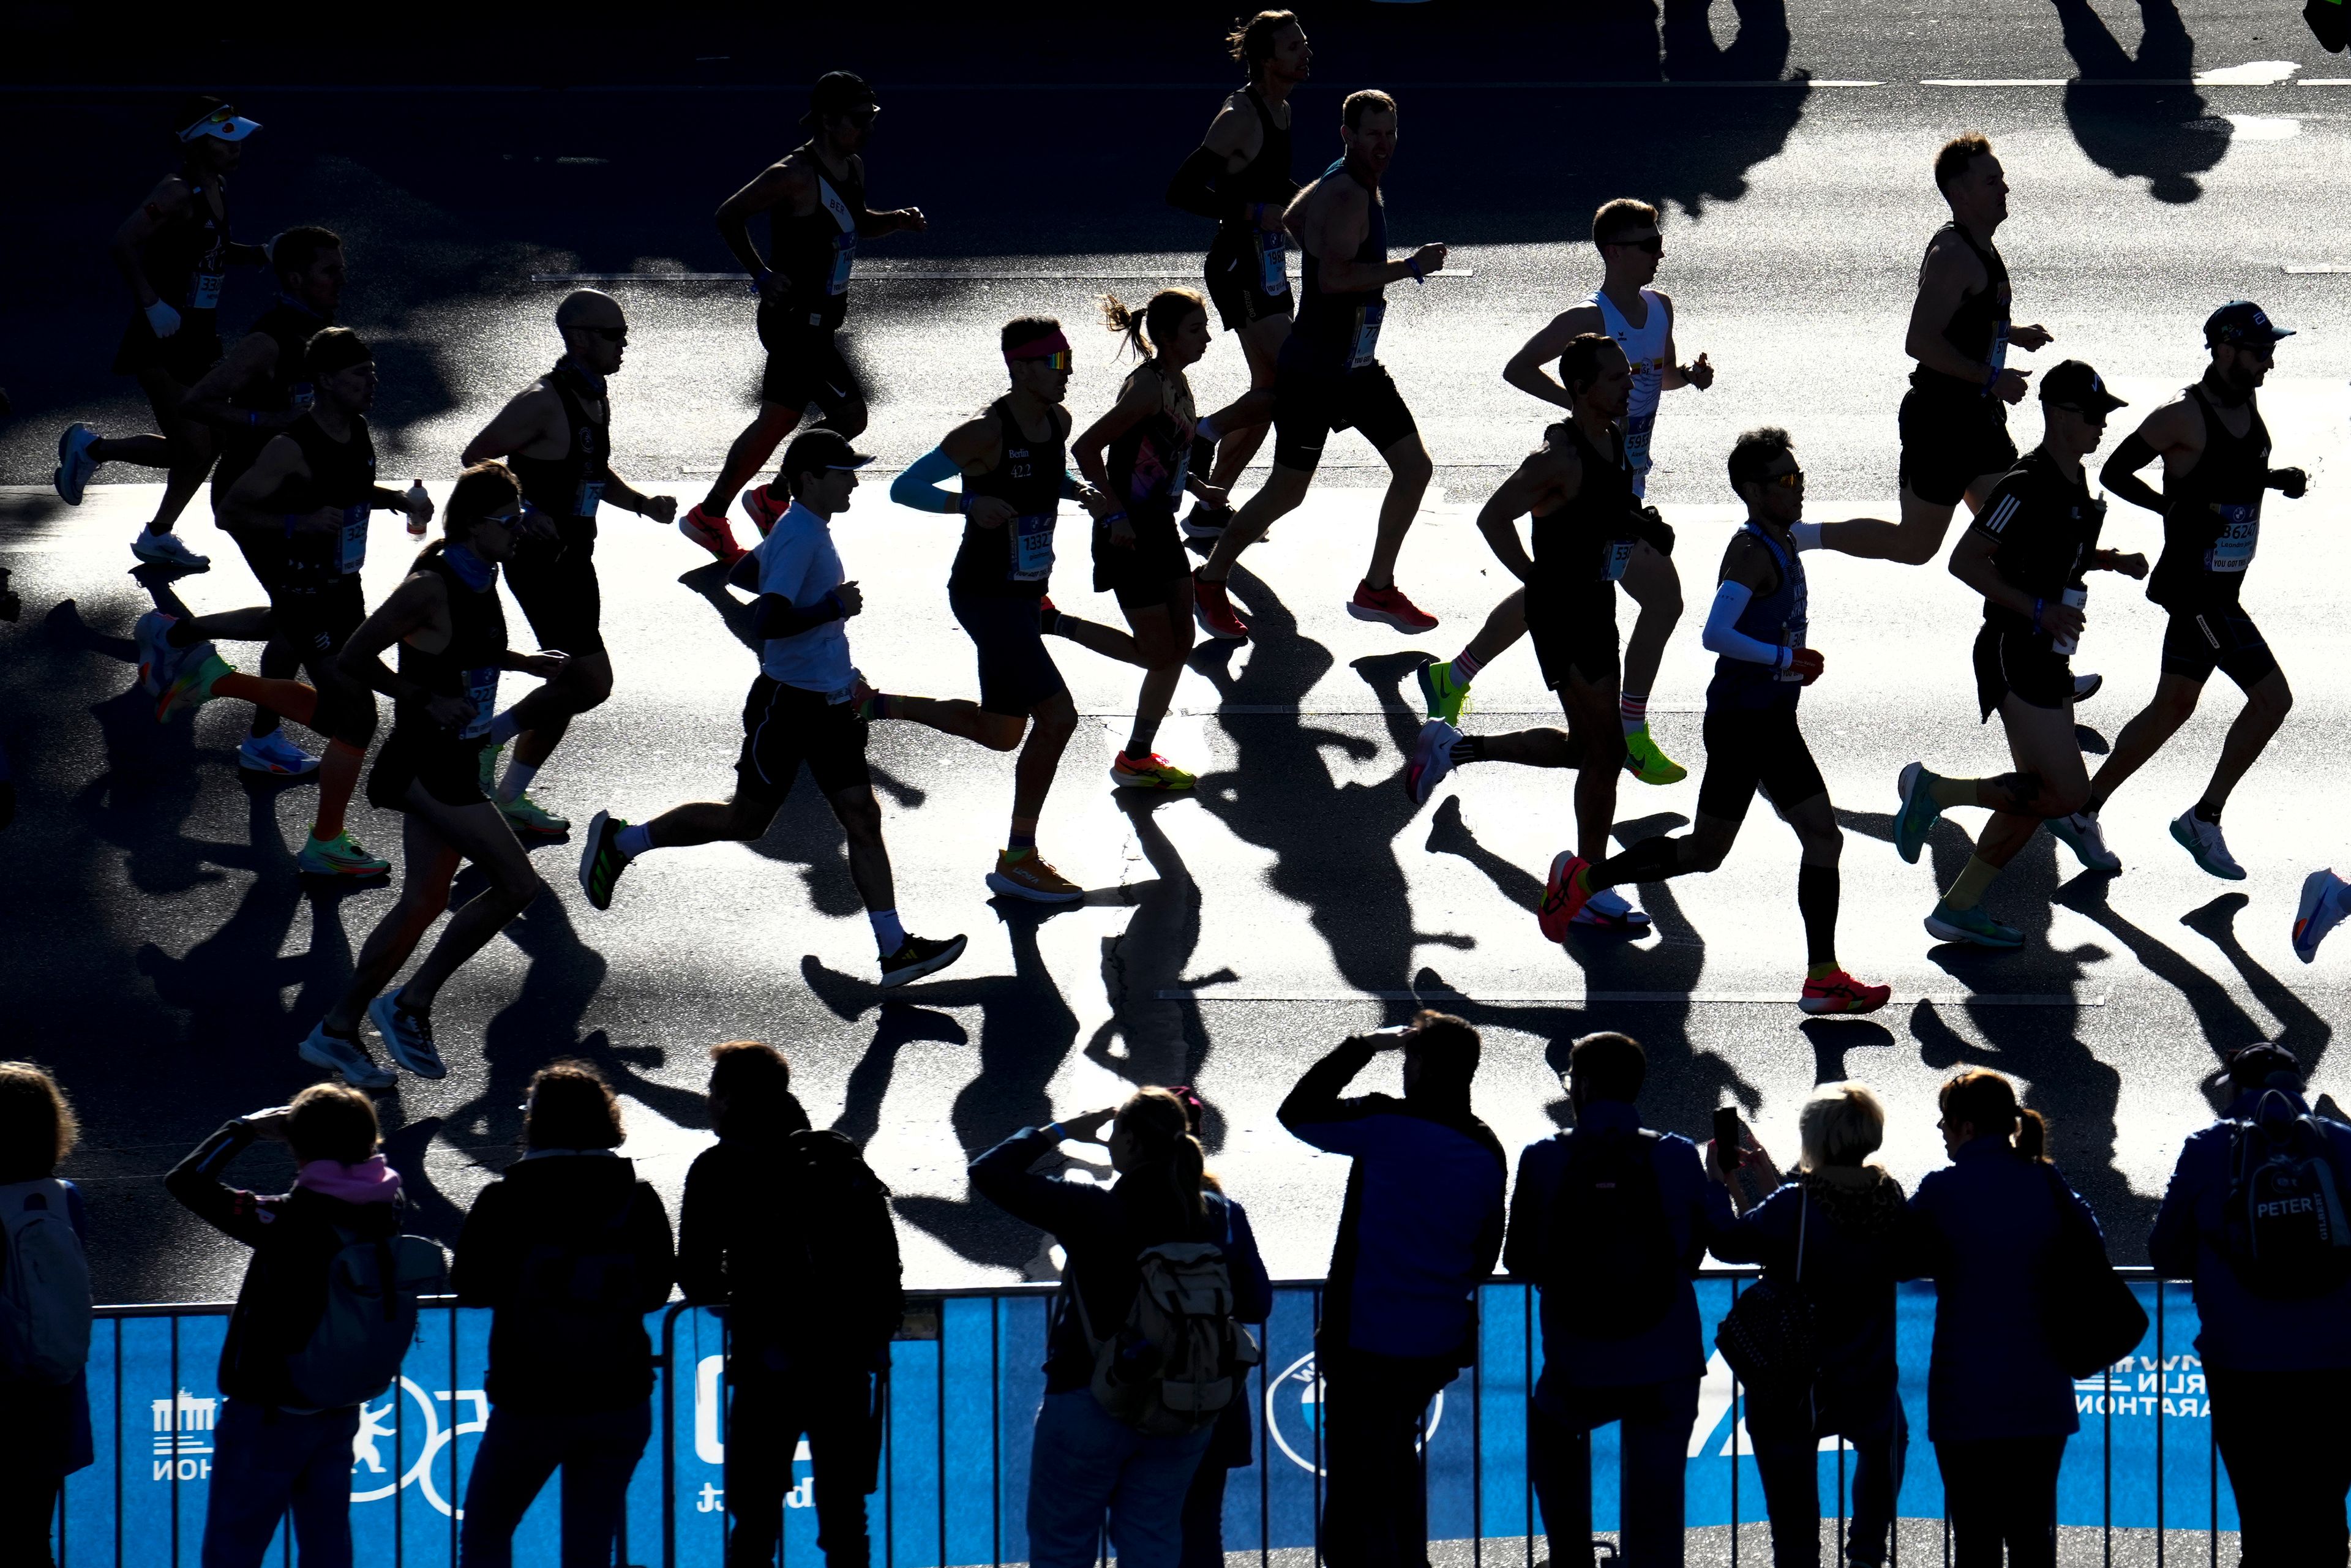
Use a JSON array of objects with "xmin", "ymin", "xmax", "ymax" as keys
[{"xmin": 294, "ymin": 1154, "xmax": 402, "ymax": 1205}]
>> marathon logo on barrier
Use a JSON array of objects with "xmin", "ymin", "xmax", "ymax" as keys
[
  {"xmin": 1263, "ymin": 1351, "xmax": 1444, "ymax": 1477},
  {"xmin": 152, "ymin": 1389, "xmax": 217, "ymax": 1480},
  {"xmin": 141, "ymin": 1378, "xmax": 488, "ymax": 1511},
  {"xmin": 2072, "ymin": 1353, "xmax": 2210, "ymax": 1419}
]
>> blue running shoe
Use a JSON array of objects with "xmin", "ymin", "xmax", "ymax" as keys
[
  {"xmin": 2294, "ymin": 869, "xmax": 2350, "ymax": 965},
  {"xmin": 1894, "ymin": 762, "xmax": 1943, "ymax": 865}
]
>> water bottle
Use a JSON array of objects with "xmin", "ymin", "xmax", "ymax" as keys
[
  {"xmin": 2053, "ymin": 585, "xmax": 2087, "ymax": 658},
  {"xmin": 405, "ymin": 479, "xmax": 429, "ymax": 539}
]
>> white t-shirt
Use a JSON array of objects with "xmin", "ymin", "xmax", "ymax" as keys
[{"xmin": 754, "ymin": 500, "xmax": 855, "ymax": 697}]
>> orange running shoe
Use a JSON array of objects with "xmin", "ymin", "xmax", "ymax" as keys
[
  {"xmin": 680, "ymin": 503, "xmax": 746, "ymax": 563},
  {"xmin": 1539, "ymin": 853, "xmax": 1592, "ymax": 942},
  {"xmin": 1799, "ymin": 970, "xmax": 1894, "ymax": 1016},
  {"xmin": 1193, "ymin": 574, "xmax": 1247, "ymax": 640},
  {"xmin": 743, "ymin": 482, "xmax": 790, "ymax": 539}
]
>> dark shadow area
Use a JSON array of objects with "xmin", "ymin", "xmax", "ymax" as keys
[
  {"xmin": 1080, "ymin": 793, "xmax": 1218, "ymax": 1128},
  {"xmin": 2053, "ymin": 0, "xmax": 2229, "ymax": 203}
]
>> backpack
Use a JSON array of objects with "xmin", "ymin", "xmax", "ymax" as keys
[
  {"xmin": 1543, "ymin": 1128, "xmax": 1682, "ymax": 1339},
  {"xmin": 0, "ymin": 1179, "xmax": 92, "ymax": 1385},
  {"xmin": 281, "ymin": 1225, "xmax": 446, "ymax": 1409},
  {"xmin": 2222, "ymin": 1094, "xmax": 2351, "ymax": 1300},
  {"xmin": 1075, "ymin": 1238, "xmax": 1259, "ymax": 1438},
  {"xmin": 782, "ymin": 1130, "xmax": 903, "ymax": 1346},
  {"xmin": 510, "ymin": 1188, "xmax": 642, "ymax": 1360}
]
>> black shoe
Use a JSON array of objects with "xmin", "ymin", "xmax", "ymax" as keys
[
  {"xmin": 880, "ymin": 932, "xmax": 967, "ymax": 988},
  {"xmin": 1179, "ymin": 501, "xmax": 1232, "ymax": 540}
]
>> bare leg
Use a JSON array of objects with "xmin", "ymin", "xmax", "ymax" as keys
[
  {"xmin": 1200, "ymin": 463, "xmax": 1313, "ymax": 580},
  {"xmin": 1207, "ymin": 317, "xmax": 1288, "ymax": 494},
  {"xmin": 2085, "ymin": 674, "xmax": 2204, "ymax": 811},
  {"xmin": 697, "ymin": 402, "xmax": 804, "ymax": 515},
  {"xmin": 171, "ymin": 606, "xmax": 276, "ymax": 643},
  {"xmin": 384, "ymin": 793, "xmax": 544, "ymax": 1015},
  {"xmin": 831, "ymin": 784, "xmax": 896, "ymax": 912},
  {"xmin": 1468, "ymin": 727, "xmax": 1577, "ymax": 768},
  {"xmin": 506, "ymin": 651, "xmax": 615, "ymax": 769},
  {"xmin": 1618, "ymin": 542, "xmax": 1684, "ymax": 700},
  {"xmin": 1365, "ymin": 431, "xmax": 1433, "ymax": 591},
  {"xmin": 2199, "ymin": 667, "xmax": 2291, "ymax": 812},
  {"xmin": 1557, "ymin": 669, "xmax": 1625, "ymax": 864},
  {"xmin": 1951, "ymin": 697, "xmax": 2092, "ymax": 885},
  {"xmin": 127, "ymin": 369, "xmax": 216, "ymax": 533},
  {"xmin": 323, "ymin": 816, "xmax": 463, "ymax": 1034},
  {"xmin": 1012, "ymin": 692, "xmax": 1079, "ymax": 830},
  {"xmin": 881, "ymin": 696, "xmax": 1026, "ymax": 751},
  {"xmin": 1460, "ymin": 589, "xmax": 1528, "ymax": 669}
]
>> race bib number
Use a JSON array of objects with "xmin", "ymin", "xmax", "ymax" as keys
[
  {"xmin": 289, "ymin": 381, "xmax": 315, "ymax": 413},
  {"xmin": 1256, "ymin": 230, "xmax": 1290, "ymax": 298},
  {"xmin": 460, "ymin": 666, "xmax": 500, "ymax": 740},
  {"xmin": 1624, "ymin": 410, "xmax": 1657, "ymax": 475},
  {"xmin": 189, "ymin": 271, "xmax": 224, "ymax": 311},
  {"xmin": 1602, "ymin": 537, "xmax": 1637, "ymax": 583},
  {"xmin": 1987, "ymin": 322, "xmax": 2009, "ymax": 378},
  {"xmin": 337, "ymin": 506, "xmax": 370, "ymax": 574},
  {"xmin": 575, "ymin": 479, "xmax": 604, "ymax": 520},
  {"xmin": 1349, "ymin": 301, "xmax": 1385, "ymax": 371},
  {"xmin": 819, "ymin": 178, "xmax": 857, "ymax": 297},
  {"xmin": 2052, "ymin": 585, "xmax": 2087, "ymax": 658},
  {"xmin": 1011, "ymin": 512, "xmax": 1057, "ymax": 582},
  {"xmin": 2204, "ymin": 503, "xmax": 2259, "ymax": 573}
]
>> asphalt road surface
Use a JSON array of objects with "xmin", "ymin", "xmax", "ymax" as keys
[{"xmin": 5, "ymin": 0, "xmax": 2351, "ymax": 1305}]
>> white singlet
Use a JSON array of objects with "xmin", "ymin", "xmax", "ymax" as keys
[{"xmin": 1592, "ymin": 286, "xmax": 1669, "ymax": 498}]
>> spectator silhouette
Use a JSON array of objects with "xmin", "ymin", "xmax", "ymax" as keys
[
  {"xmin": 1167, "ymin": 1084, "xmax": 1272, "ymax": 1568},
  {"xmin": 0, "ymin": 1063, "xmax": 91, "ymax": 1568}
]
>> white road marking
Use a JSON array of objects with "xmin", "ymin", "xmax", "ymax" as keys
[
  {"xmin": 530, "ymin": 269, "xmax": 1475, "ymax": 283},
  {"xmin": 1158, "ymin": 988, "xmax": 2105, "ymax": 1006}
]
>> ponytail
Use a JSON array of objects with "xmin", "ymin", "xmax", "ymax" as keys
[
  {"xmin": 1098, "ymin": 288, "xmax": 1210, "ymax": 363},
  {"xmin": 1100, "ymin": 293, "xmax": 1150, "ymax": 361},
  {"xmin": 1115, "ymin": 1087, "xmax": 1209, "ymax": 1235},
  {"xmin": 1938, "ymin": 1068, "xmax": 2048, "ymax": 1163}
]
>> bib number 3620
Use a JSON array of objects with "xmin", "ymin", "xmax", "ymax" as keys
[{"xmin": 2207, "ymin": 502, "xmax": 2259, "ymax": 574}]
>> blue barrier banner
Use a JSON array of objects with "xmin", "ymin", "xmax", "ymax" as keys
[{"xmin": 58, "ymin": 1276, "xmax": 2234, "ymax": 1566}]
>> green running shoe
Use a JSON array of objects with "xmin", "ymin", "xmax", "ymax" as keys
[
  {"xmin": 578, "ymin": 809, "xmax": 630, "ymax": 910},
  {"xmin": 1622, "ymin": 726, "xmax": 1688, "ymax": 786},
  {"xmin": 1894, "ymin": 761, "xmax": 1943, "ymax": 865},
  {"xmin": 1417, "ymin": 659, "xmax": 1470, "ymax": 725},
  {"xmin": 156, "ymin": 645, "xmax": 231, "ymax": 722},
  {"xmin": 298, "ymin": 830, "xmax": 391, "ymax": 878},
  {"xmin": 477, "ymin": 741, "xmax": 501, "ymax": 796},
  {"xmin": 1924, "ymin": 900, "xmax": 2023, "ymax": 950},
  {"xmin": 501, "ymin": 791, "xmax": 571, "ymax": 836}
]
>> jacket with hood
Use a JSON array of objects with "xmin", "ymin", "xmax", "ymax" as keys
[
  {"xmin": 1710, "ymin": 1164, "xmax": 1911, "ymax": 1436},
  {"xmin": 166, "ymin": 1120, "xmax": 407, "ymax": 1409},
  {"xmin": 452, "ymin": 1150, "xmax": 677, "ymax": 1412},
  {"xmin": 1278, "ymin": 1035, "xmax": 1508, "ymax": 1364}
]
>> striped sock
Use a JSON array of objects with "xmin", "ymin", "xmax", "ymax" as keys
[
  {"xmin": 1620, "ymin": 689, "xmax": 1650, "ymax": 737},
  {"xmin": 1452, "ymin": 648, "xmax": 1485, "ymax": 685}
]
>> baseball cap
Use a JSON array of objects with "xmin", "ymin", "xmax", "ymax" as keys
[
  {"xmin": 2225, "ymin": 1041, "xmax": 2303, "ymax": 1093},
  {"xmin": 781, "ymin": 429, "xmax": 876, "ymax": 482},
  {"xmin": 2204, "ymin": 300, "xmax": 2294, "ymax": 348},
  {"xmin": 176, "ymin": 96, "xmax": 262, "ymax": 144},
  {"xmin": 2039, "ymin": 359, "xmax": 2128, "ymax": 415},
  {"xmin": 804, "ymin": 71, "xmax": 879, "ymax": 127}
]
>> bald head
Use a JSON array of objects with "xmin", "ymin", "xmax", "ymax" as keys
[
  {"xmin": 554, "ymin": 288, "xmax": 629, "ymax": 377},
  {"xmin": 555, "ymin": 288, "xmax": 624, "ymax": 331}
]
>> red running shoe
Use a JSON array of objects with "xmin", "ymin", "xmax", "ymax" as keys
[
  {"xmin": 1799, "ymin": 969, "xmax": 1894, "ymax": 1016},
  {"xmin": 1347, "ymin": 580, "xmax": 1438, "ymax": 633},
  {"xmin": 743, "ymin": 482, "xmax": 789, "ymax": 539},
  {"xmin": 679, "ymin": 503, "xmax": 746, "ymax": 563},
  {"xmin": 1193, "ymin": 574, "xmax": 1247, "ymax": 640},
  {"xmin": 1539, "ymin": 853, "xmax": 1592, "ymax": 942}
]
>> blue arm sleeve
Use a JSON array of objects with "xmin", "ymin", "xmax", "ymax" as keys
[
  {"xmin": 891, "ymin": 447, "xmax": 963, "ymax": 516},
  {"xmin": 1701, "ymin": 580, "xmax": 1788, "ymax": 669},
  {"xmin": 1061, "ymin": 469, "xmax": 1082, "ymax": 501}
]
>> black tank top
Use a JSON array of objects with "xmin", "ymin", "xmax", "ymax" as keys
[
  {"xmin": 2150, "ymin": 382, "xmax": 2271, "ymax": 609},
  {"xmin": 142, "ymin": 172, "xmax": 231, "ymax": 323},
  {"xmin": 1529, "ymin": 420, "xmax": 1638, "ymax": 588},
  {"xmin": 948, "ymin": 397, "xmax": 1065, "ymax": 600},
  {"xmin": 1290, "ymin": 158, "xmax": 1387, "ymax": 374},
  {"xmin": 767, "ymin": 145, "xmax": 864, "ymax": 334},
  {"xmin": 396, "ymin": 549, "xmax": 509, "ymax": 742},
  {"xmin": 1107, "ymin": 365, "xmax": 1196, "ymax": 520},
  {"xmin": 281, "ymin": 413, "xmax": 379, "ymax": 579},
  {"xmin": 212, "ymin": 302, "xmax": 329, "ymax": 496},
  {"xmin": 1218, "ymin": 88, "xmax": 1294, "ymax": 234},
  {"xmin": 1912, "ymin": 222, "xmax": 2010, "ymax": 397},
  {"xmin": 506, "ymin": 363, "xmax": 611, "ymax": 532}
]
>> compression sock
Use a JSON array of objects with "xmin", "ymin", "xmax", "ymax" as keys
[
  {"xmin": 1038, "ymin": 603, "xmax": 1063, "ymax": 636},
  {"xmin": 310, "ymin": 740, "xmax": 365, "ymax": 842},
  {"xmin": 1125, "ymin": 713, "xmax": 1163, "ymax": 760},
  {"xmin": 212, "ymin": 673, "xmax": 318, "ymax": 728},
  {"xmin": 498, "ymin": 756, "xmax": 539, "ymax": 805},
  {"xmin": 869, "ymin": 907, "xmax": 908, "ymax": 956},
  {"xmin": 1007, "ymin": 820, "xmax": 1038, "ymax": 855},
  {"xmin": 1797, "ymin": 862, "xmax": 1840, "ymax": 967},
  {"xmin": 1449, "ymin": 733, "xmax": 1488, "ymax": 765},
  {"xmin": 2195, "ymin": 799, "xmax": 2224, "ymax": 826},
  {"xmin": 1619, "ymin": 689, "xmax": 1651, "ymax": 737},
  {"xmin": 615, "ymin": 822, "xmax": 655, "ymax": 859},
  {"xmin": 1450, "ymin": 647, "xmax": 1485, "ymax": 685},
  {"xmin": 1592, "ymin": 834, "xmax": 1682, "ymax": 890},
  {"xmin": 1926, "ymin": 773, "xmax": 1981, "ymax": 811},
  {"xmin": 1944, "ymin": 855, "xmax": 2001, "ymax": 912},
  {"xmin": 488, "ymin": 708, "xmax": 523, "ymax": 746}
]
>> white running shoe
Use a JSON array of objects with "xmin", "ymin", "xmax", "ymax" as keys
[
  {"xmin": 131, "ymin": 530, "xmax": 211, "ymax": 572},
  {"xmin": 2295, "ymin": 871, "xmax": 2351, "ymax": 965},
  {"xmin": 2169, "ymin": 808, "xmax": 2246, "ymax": 881},
  {"xmin": 238, "ymin": 730, "xmax": 321, "ymax": 777},
  {"xmin": 54, "ymin": 423, "xmax": 100, "ymax": 505},
  {"xmin": 1406, "ymin": 719, "xmax": 1460, "ymax": 806},
  {"xmin": 298, "ymin": 1021, "xmax": 395, "ymax": 1090},
  {"xmin": 2072, "ymin": 672, "xmax": 2102, "ymax": 703},
  {"xmin": 2049, "ymin": 810, "xmax": 2121, "ymax": 873},
  {"xmin": 1574, "ymin": 885, "xmax": 1652, "ymax": 929}
]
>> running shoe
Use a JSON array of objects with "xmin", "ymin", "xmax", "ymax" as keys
[
  {"xmin": 1623, "ymin": 726, "xmax": 1689, "ymax": 787},
  {"xmin": 1407, "ymin": 719, "xmax": 1460, "ymax": 806},
  {"xmin": 1110, "ymin": 752, "xmax": 1196, "ymax": 790},
  {"xmin": 1193, "ymin": 574, "xmax": 1248, "ymax": 640},
  {"xmin": 987, "ymin": 849, "xmax": 1084, "ymax": 904},
  {"xmin": 2049, "ymin": 810, "xmax": 2121, "ymax": 873},
  {"xmin": 1893, "ymin": 762, "xmax": 1942, "ymax": 865},
  {"xmin": 369, "ymin": 994, "xmax": 448, "ymax": 1080},
  {"xmin": 1417, "ymin": 659, "xmax": 1470, "ymax": 725},
  {"xmin": 297, "ymin": 1021, "xmax": 395, "ymax": 1091},
  {"xmin": 132, "ymin": 609, "xmax": 178, "ymax": 696},
  {"xmin": 297, "ymin": 830, "xmax": 391, "ymax": 878},
  {"xmin": 130, "ymin": 529, "xmax": 211, "ymax": 572},
  {"xmin": 1346, "ymin": 580, "xmax": 1438, "ymax": 633},
  {"xmin": 500, "ymin": 792, "xmax": 571, "ymax": 837},
  {"xmin": 1924, "ymin": 901, "xmax": 2023, "ymax": 950},
  {"xmin": 578, "ymin": 809, "xmax": 629, "ymax": 910},
  {"xmin": 54, "ymin": 422, "xmax": 99, "ymax": 506},
  {"xmin": 156, "ymin": 645, "xmax": 231, "ymax": 721},
  {"xmin": 2294, "ymin": 869, "xmax": 2351, "ymax": 965},
  {"xmin": 1539, "ymin": 852, "xmax": 1592, "ymax": 942},
  {"xmin": 1573, "ymin": 885, "xmax": 1652, "ymax": 930},
  {"xmin": 477, "ymin": 741, "xmax": 502, "ymax": 797},
  {"xmin": 1180, "ymin": 501, "xmax": 1232, "ymax": 540},
  {"xmin": 2072, "ymin": 672, "xmax": 2103, "ymax": 703},
  {"xmin": 679, "ymin": 503, "xmax": 746, "ymax": 563},
  {"xmin": 238, "ymin": 730, "xmax": 321, "ymax": 778},
  {"xmin": 743, "ymin": 482, "xmax": 790, "ymax": 539},
  {"xmin": 1800, "ymin": 969, "xmax": 1894, "ymax": 1016},
  {"xmin": 880, "ymin": 931, "xmax": 969, "ymax": 988},
  {"xmin": 2170, "ymin": 808, "xmax": 2246, "ymax": 881}
]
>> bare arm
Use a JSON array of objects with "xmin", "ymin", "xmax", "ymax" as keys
[
  {"xmin": 1295, "ymin": 180, "xmax": 1443, "ymax": 293},
  {"xmin": 1502, "ymin": 305, "xmax": 1600, "ymax": 410},
  {"xmin": 1475, "ymin": 447, "xmax": 1576, "ymax": 584},
  {"xmin": 601, "ymin": 469, "xmax": 677, "ymax": 524},
  {"xmin": 1655, "ymin": 294, "xmax": 1712, "ymax": 392},
  {"xmin": 460, "ymin": 384, "xmax": 565, "ymax": 467},
  {"xmin": 179, "ymin": 332, "xmax": 284, "ymax": 431},
  {"xmin": 1905, "ymin": 236, "xmax": 2025, "ymax": 399},
  {"xmin": 339, "ymin": 572, "xmax": 472, "ymax": 726},
  {"xmin": 846, "ymin": 155, "xmax": 924, "ymax": 238},
  {"xmin": 110, "ymin": 175, "xmax": 190, "ymax": 310},
  {"xmin": 1071, "ymin": 373, "xmax": 1160, "ymax": 490},
  {"xmin": 939, "ymin": 413, "xmax": 1012, "ymax": 528},
  {"xmin": 2100, "ymin": 399, "xmax": 2195, "ymax": 517},
  {"xmin": 223, "ymin": 437, "xmax": 337, "ymax": 533},
  {"xmin": 714, "ymin": 161, "xmax": 811, "ymax": 287}
]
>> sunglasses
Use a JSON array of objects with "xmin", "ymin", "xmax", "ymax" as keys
[
  {"xmin": 1609, "ymin": 234, "xmax": 1664, "ymax": 255},
  {"xmin": 1019, "ymin": 350, "xmax": 1073, "ymax": 372},
  {"xmin": 569, "ymin": 325, "xmax": 628, "ymax": 343},
  {"xmin": 1765, "ymin": 470, "xmax": 1805, "ymax": 489},
  {"xmin": 2050, "ymin": 402, "xmax": 2108, "ymax": 426},
  {"xmin": 841, "ymin": 108, "xmax": 879, "ymax": 129}
]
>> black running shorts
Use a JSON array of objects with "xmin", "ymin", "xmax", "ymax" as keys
[
  {"xmin": 503, "ymin": 521, "xmax": 606, "ymax": 659},
  {"xmin": 225, "ymin": 525, "xmax": 291, "ymax": 598},
  {"xmin": 113, "ymin": 311, "xmax": 223, "ymax": 384},
  {"xmin": 1898, "ymin": 387, "xmax": 2017, "ymax": 509},
  {"xmin": 950, "ymin": 591, "xmax": 1068, "ymax": 716},
  {"xmin": 1092, "ymin": 505, "xmax": 1191, "ymax": 610},
  {"xmin": 1696, "ymin": 702, "xmax": 1828, "ymax": 823},
  {"xmin": 1271, "ymin": 361, "xmax": 1417, "ymax": 473},
  {"xmin": 367, "ymin": 725, "xmax": 489, "ymax": 812},
  {"xmin": 1526, "ymin": 582, "xmax": 1621, "ymax": 692},
  {"xmin": 756, "ymin": 312, "xmax": 863, "ymax": 420},
  {"xmin": 1971, "ymin": 623, "xmax": 2074, "ymax": 719},
  {"xmin": 1205, "ymin": 228, "xmax": 1297, "ymax": 334},
  {"xmin": 2161, "ymin": 605, "xmax": 2277, "ymax": 691},
  {"xmin": 735, "ymin": 675, "xmax": 872, "ymax": 802}
]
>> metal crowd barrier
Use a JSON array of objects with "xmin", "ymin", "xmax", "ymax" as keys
[{"xmin": 55, "ymin": 1269, "xmax": 2229, "ymax": 1566}]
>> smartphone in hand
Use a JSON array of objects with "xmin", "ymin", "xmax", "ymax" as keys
[{"xmin": 1708, "ymin": 1106, "xmax": 1785, "ymax": 1214}]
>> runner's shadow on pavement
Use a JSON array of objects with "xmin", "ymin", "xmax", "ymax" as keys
[
  {"xmin": 2053, "ymin": 0, "xmax": 2229, "ymax": 204},
  {"xmin": 1802, "ymin": 1017, "xmax": 1899, "ymax": 1086},
  {"xmin": 1081, "ymin": 792, "xmax": 1216, "ymax": 1112},
  {"xmin": 2178, "ymin": 891, "xmax": 2333, "ymax": 1076}
]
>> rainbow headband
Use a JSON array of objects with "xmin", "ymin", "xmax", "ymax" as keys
[{"xmin": 1005, "ymin": 331, "xmax": 1073, "ymax": 366}]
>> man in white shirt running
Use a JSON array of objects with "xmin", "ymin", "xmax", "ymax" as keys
[{"xmin": 576, "ymin": 430, "xmax": 966, "ymax": 988}]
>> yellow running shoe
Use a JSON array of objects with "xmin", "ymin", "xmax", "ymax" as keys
[
  {"xmin": 1622, "ymin": 726, "xmax": 1687, "ymax": 786},
  {"xmin": 1109, "ymin": 752, "xmax": 1196, "ymax": 791}
]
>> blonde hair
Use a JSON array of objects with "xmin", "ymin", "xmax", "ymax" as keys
[
  {"xmin": 1799, "ymin": 1082, "xmax": 1886, "ymax": 1171},
  {"xmin": 0, "ymin": 1063, "xmax": 78, "ymax": 1181}
]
